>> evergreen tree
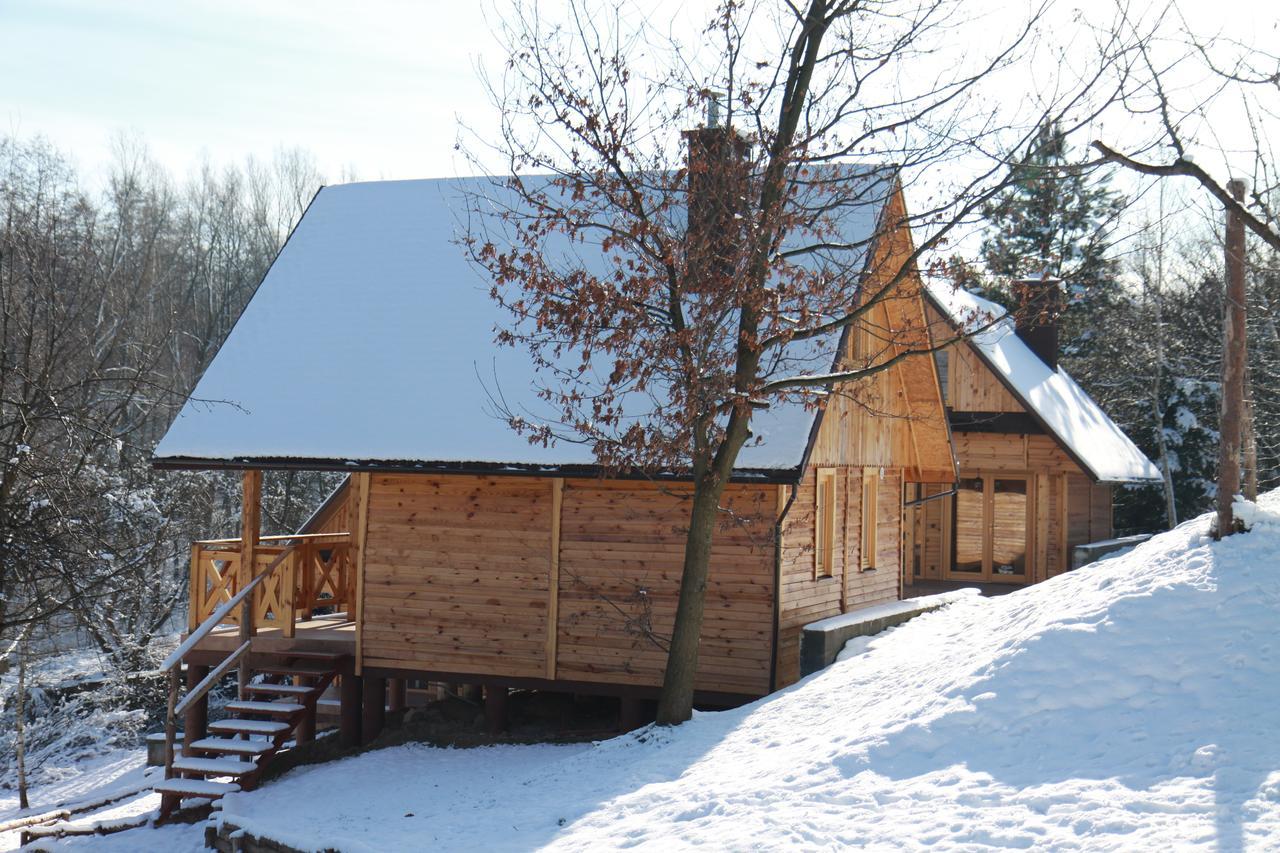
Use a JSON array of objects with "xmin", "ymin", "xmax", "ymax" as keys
[{"xmin": 980, "ymin": 122, "xmax": 1126, "ymax": 354}]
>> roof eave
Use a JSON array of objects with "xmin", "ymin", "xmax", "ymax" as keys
[{"xmin": 149, "ymin": 454, "xmax": 806, "ymax": 485}]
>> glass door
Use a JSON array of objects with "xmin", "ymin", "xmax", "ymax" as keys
[
  {"xmin": 951, "ymin": 477, "xmax": 986, "ymax": 578},
  {"xmin": 990, "ymin": 478, "xmax": 1028, "ymax": 581},
  {"xmin": 948, "ymin": 474, "xmax": 1031, "ymax": 583}
]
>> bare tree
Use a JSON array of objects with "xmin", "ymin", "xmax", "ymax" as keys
[
  {"xmin": 466, "ymin": 0, "xmax": 1137, "ymax": 723},
  {"xmin": 1091, "ymin": 12, "xmax": 1280, "ymax": 536}
]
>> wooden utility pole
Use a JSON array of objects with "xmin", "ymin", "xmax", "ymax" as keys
[
  {"xmin": 1244, "ymin": 364, "xmax": 1259, "ymax": 501},
  {"xmin": 1215, "ymin": 179, "xmax": 1248, "ymax": 538}
]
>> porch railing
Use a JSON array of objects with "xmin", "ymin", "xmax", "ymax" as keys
[{"xmin": 187, "ymin": 532, "xmax": 352, "ymax": 637}]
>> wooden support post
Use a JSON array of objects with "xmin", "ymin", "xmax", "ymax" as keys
[
  {"xmin": 387, "ymin": 678, "xmax": 406, "ymax": 713},
  {"xmin": 351, "ymin": 473, "xmax": 371, "ymax": 676},
  {"xmin": 339, "ymin": 673, "xmax": 362, "ymax": 748},
  {"xmin": 484, "ymin": 685, "xmax": 509, "ymax": 735},
  {"xmin": 187, "ymin": 544, "xmax": 201, "ymax": 632},
  {"xmin": 545, "ymin": 478, "xmax": 563, "ymax": 680},
  {"xmin": 618, "ymin": 696, "xmax": 647, "ymax": 732},
  {"xmin": 296, "ymin": 709, "xmax": 316, "ymax": 745},
  {"xmin": 361, "ymin": 675, "xmax": 386, "ymax": 745},
  {"xmin": 238, "ymin": 470, "xmax": 262, "ymax": 699},
  {"xmin": 183, "ymin": 663, "xmax": 210, "ymax": 745}
]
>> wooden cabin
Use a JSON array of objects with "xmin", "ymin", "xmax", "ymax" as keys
[
  {"xmin": 150, "ymin": 159, "xmax": 954, "ymax": 787},
  {"xmin": 905, "ymin": 280, "xmax": 1162, "ymax": 589}
]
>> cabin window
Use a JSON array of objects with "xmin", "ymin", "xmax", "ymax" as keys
[
  {"xmin": 815, "ymin": 468, "xmax": 837, "ymax": 579},
  {"xmin": 861, "ymin": 468, "xmax": 879, "ymax": 571},
  {"xmin": 934, "ymin": 349, "xmax": 950, "ymax": 405}
]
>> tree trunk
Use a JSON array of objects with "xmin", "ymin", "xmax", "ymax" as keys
[
  {"xmin": 16, "ymin": 639, "xmax": 29, "ymax": 811},
  {"xmin": 1215, "ymin": 179, "xmax": 1248, "ymax": 538},
  {"xmin": 656, "ymin": 473, "xmax": 731, "ymax": 725}
]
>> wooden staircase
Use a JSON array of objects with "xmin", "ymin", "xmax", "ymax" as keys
[{"xmin": 155, "ymin": 651, "xmax": 346, "ymax": 817}]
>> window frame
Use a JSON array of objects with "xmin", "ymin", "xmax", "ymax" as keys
[
  {"xmin": 815, "ymin": 467, "xmax": 838, "ymax": 579},
  {"xmin": 861, "ymin": 467, "xmax": 879, "ymax": 572}
]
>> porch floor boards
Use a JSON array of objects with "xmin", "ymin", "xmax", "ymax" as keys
[{"xmin": 190, "ymin": 613, "xmax": 357, "ymax": 656}]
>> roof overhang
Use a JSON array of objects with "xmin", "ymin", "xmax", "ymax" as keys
[
  {"xmin": 922, "ymin": 287, "xmax": 1162, "ymax": 486},
  {"xmin": 150, "ymin": 454, "xmax": 807, "ymax": 485}
]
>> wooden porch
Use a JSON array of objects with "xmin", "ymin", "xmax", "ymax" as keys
[{"xmin": 190, "ymin": 614, "xmax": 356, "ymax": 658}]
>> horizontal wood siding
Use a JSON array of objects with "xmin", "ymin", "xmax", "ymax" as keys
[
  {"xmin": 358, "ymin": 473, "xmax": 776, "ymax": 696},
  {"xmin": 953, "ymin": 433, "xmax": 1080, "ymax": 475},
  {"xmin": 775, "ymin": 466, "xmax": 903, "ymax": 688},
  {"xmin": 361, "ymin": 474, "xmax": 552, "ymax": 677},
  {"xmin": 555, "ymin": 480, "xmax": 775, "ymax": 696}
]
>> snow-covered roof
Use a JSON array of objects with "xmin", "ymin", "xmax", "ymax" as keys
[
  {"xmin": 926, "ymin": 282, "xmax": 1162, "ymax": 484},
  {"xmin": 154, "ymin": 171, "xmax": 895, "ymax": 476}
]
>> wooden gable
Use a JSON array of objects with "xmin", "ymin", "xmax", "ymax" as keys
[
  {"xmin": 805, "ymin": 188, "xmax": 955, "ymax": 483},
  {"xmin": 923, "ymin": 300, "xmax": 1090, "ymax": 479}
]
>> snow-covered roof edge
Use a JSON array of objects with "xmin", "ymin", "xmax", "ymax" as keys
[{"xmin": 923, "ymin": 282, "xmax": 1162, "ymax": 484}]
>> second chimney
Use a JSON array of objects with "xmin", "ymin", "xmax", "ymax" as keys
[
  {"xmin": 1011, "ymin": 275, "xmax": 1063, "ymax": 370},
  {"xmin": 683, "ymin": 109, "xmax": 749, "ymax": 287}
]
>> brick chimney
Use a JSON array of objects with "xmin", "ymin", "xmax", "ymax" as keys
[
  {"xmin": 682, "ymin": 94, "xmax": 749, "ymax": 286},
  {"xmin": 1011, "ymin": 275, "xmax": 1062, "ymax": 370}
]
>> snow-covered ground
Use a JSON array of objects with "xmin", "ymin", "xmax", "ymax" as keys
[{"xmin": 12, "ymin": 493, "xmax": 1280, "ymax": 850}]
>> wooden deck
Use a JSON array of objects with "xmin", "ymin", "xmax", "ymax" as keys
[{"xmin": 192, "ymin": 613, "xmax": 356, "ymax": 657}]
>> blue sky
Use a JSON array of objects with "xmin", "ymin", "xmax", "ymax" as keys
[
  {"xmin": 2, "ymin": 0, "xmax": 1275, "ymax": 191},
  {"xmin": 0, "ymin": 1, "xmax": 504, "ymax": 181}
]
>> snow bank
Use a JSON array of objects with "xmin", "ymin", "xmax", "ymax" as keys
[{"xmin": 62, "ymin": 493, "xmax": 1280, "ymax": 850}]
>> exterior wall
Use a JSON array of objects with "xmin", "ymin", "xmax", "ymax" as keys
[
  {"xmin": 556, "ymin": 479, "xmax": 775, "ymax": 696},
  {"xmin": 357, "ymin": 473, "xmax": 776, "ymax": 697},
  {"xmin": 905, "ymin": 433, "xmax": 1114, "ymax": 586},
  {"xmin": 775, "ymin": 465, "xmax": 903, "ymax": 688},
  {"xmin": 943, "ymin": 341, "xmax": 1022, "ymax": 413},
  {"xmin": 771, "ymin": 187, "xmax": 949, "ymax": 687},
  {"xmin": 807, "ymin": 189, "xmax": 953, "ymax": 482},
  {"xmin": 360, "ymin": 474, "xmax": 554, "ymax": 679}
]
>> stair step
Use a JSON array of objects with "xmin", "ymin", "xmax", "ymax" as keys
[
  {"xmin": 225, "ymin": 700, "xmax": 305, "ymax": 716},
  {"xmin": 245, "ymin": 682, "xmax": 315, "ymax": 696},
  {"xmin": 274, "ymin": 650, "xmax": 348, "ymax": 662},
  {"xmin": 171, "ymin": 756, "xmax": 257, "ymax": 776},
  {"xmin": 154, "ymin": 778, "xmax": 241, "ymax": 799},
  {"xmin": 253, "ymin": 662, "xmax": 334, "ymax": 677},
  {"xmin": 186, "ymin": 737, "xmax": 275, "ymax": 756},
  {"xmin": 208, "ymin": 719, "xmax": 292, "ymax": 736}
]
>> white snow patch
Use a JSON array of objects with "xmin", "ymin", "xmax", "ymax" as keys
[{"xmin": 23, "ymin": 492, "xmax": 1280, "ymax": 851}]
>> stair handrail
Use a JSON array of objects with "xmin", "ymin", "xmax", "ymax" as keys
[
  {"xmin": 160, "ymin": 540, "xmax": 302, "ymax": 791},
  {"xmin": 164, "ymin": 640, "xmax": 251, "ymax": 780}
]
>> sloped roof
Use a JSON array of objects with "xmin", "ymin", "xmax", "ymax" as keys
[
  {"xmin": 925, "ymin": 282, "xmax": 1162, "ymax": 484},
  {"xmin": 154, "ymin": 171, "xmax": 896, "ymax": 477}
]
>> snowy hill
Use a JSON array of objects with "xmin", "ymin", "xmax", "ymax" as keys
[{"xmin": 43, "ymin": 493, "xmax": 1280, "ymax": 850}]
